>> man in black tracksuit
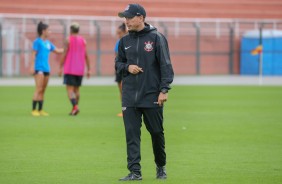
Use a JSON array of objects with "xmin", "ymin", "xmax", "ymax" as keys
[{"xmin": 116, "ymin": 4, "xmax": 174, "ymax": 181}]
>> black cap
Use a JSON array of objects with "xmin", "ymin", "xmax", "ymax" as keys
[{"xmin": 118, "ymin": 4, "xmax": 146, "ymax": 18}]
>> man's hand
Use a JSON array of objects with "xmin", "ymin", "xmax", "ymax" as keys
[
  {"xmin": 157, "ymin": 92, "xmax": 168, "ymax": 106},
  {"xmin": 128, "ymin": 65, "xmax": 143, "ymax": 75}
]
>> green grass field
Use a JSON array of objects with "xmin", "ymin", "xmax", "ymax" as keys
[{"xmin": 0, "ymin": 85, "xmax": 282, "ymax": 184}]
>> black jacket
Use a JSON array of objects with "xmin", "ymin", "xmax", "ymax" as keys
[{"xmin": 115, "ymin": 23, "xmax": 174, "ymax": 107}]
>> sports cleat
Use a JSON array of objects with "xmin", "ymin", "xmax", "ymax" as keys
[
  {"xmin": 39, "ymin": 110, "xmax": 49, "ymax": 116},
  {"xmin": 119, "ymin": 172, "xmax": 142, "ymax": 181},
  {"xmin": 156, "ymin": 166, "xmax": 167, "ymax": 180},
  {"xmin": 69, "ymin": 105, "xmax": 79, "ymax": 116},
  {"xmin": 31, "ymin": 110, "xmax": 40, "ymax": 117},
  {"xmin": 117, "ymin": 112, "xmax": 123, "ymax": 117}
]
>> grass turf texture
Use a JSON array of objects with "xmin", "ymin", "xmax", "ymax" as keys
[{"xmin": 0, "ymin": 85, "xmax": 282, "ymax": 184}]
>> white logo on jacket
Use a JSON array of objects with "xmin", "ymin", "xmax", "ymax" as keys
[
  {"xmin": 144, "ymin": 41, "xmax": 154, "ymax": 52},
  {"xmin": 125, "ymin": 46, "xmax": 132, "ymax": 50}
]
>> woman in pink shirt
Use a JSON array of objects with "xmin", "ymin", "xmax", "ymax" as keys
[{"xmin": 59, "ymin": 22, "xmax": 90, "ymax": 115}]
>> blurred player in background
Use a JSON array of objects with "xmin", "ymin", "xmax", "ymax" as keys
[
  {"xmin": 30, "ymin": 21, "xmax": 64, "ymax": 117},
  {"xmin": 114, "ymin": 23, "xmax": 128, "ymax": 117},
  {"xmin": 59, "ymin": 22, "xmax": 90, "ymax": 116}
]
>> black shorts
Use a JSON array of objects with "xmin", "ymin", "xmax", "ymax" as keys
[
  {"xmin": 63, "ymin": 74, "xmax": 83, "ymax": 87},
  {"xmin": 35, "ymin": 70, "xmax": 50, "ymax": 76},
  {"xmin": 115, "ymin": 72, "xmax": 122, "ymax": 83}
]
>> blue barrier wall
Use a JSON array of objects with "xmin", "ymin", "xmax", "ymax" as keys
[{"xmin": 240, "ymin": 30, "xmax": 282, "ymax": 75}]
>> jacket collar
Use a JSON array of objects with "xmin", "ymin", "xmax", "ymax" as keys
[{"xmin": 129, "ymin": 23, "xmax": 157, "ymax": 37}]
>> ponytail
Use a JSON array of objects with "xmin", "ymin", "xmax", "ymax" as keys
[
  {"xmin": 37, "ymin": 21, "xmax": 48, "ymax": 36},
  {"xmin": 118, "ymin": 23, "xmax": 127, "ymax": 32}
]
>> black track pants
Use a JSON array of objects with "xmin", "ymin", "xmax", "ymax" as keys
[{"xmin": 122, "ymin": 107, "xmax": 166, "ymax": 173}]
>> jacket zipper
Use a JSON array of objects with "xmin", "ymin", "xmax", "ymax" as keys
[{"xmin": 134, "ymin": 37, "xmax": 140, "ymax": 106}]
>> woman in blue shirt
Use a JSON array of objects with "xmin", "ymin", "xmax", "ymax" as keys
[
  {"xmin": 114, "ymin": 23, "xmax": 127, "ymax": 117},
  {"xmin": 30, "ymin": 22, "xmax": 63, "ymax": 116}
]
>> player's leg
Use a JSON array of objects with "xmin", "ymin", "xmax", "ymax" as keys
[
  {"xmin": 73, "ymin": 86, "xmax": 80, "ymax": 115},
  {"xmin": 74, "ymin": 86, "xmax": 80, "ymax": 105},
  {"xmin": 66, "ymin": 85, "xmax": 75, "ymax": 102},
  {"xmin": 66, "ymin": 85, "xmax": 79, "ymax": 115},
  {"xmin": 70, "ymin": 75, "xmax": 83, "ymax": 115},
  {"xmin": 71, "ymin": 75, "xmax": 83, "ymax": 104},
  {"xmin": 142, "ymin": 107, "xmax": 167, "ymax": 179},
  {"xmin": 31, "ymin": 72, "xmax": 44, "ymax": 116},
  {"xmin": 117, "ymin": 81, "xmax": 123, "ymax": 117},
  {"xmin": 119, "ymin": 107, "xmax": 143, "ymax": 181},
  {"xmin": 116, "ymin": 72, "xmax": 123, "ymax": 117},
  {"xmin": 38, "ymin": 74, "xmax": 50, "ymax": 116},
  {"xmin": 64, "ymin": 74, "xmax": 79, "ymax": 115}
]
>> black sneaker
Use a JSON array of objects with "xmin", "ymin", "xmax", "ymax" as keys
[
  {"xmin": 156, "ymin": 166, "xmax": 167, "ymax": 179},
  {"xmin": 119, "ymin": 172, "xmax": 142, "ymax": 181}
]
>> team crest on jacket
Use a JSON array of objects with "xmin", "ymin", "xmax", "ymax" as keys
[{"xmin": 144, "ymin": 41, "xmax": 154, "ymax": 52}]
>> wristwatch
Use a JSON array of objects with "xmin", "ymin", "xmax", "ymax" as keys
[{"xmin": 161, "ymin": 89, "xmax": 168, "ymax": 94}]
